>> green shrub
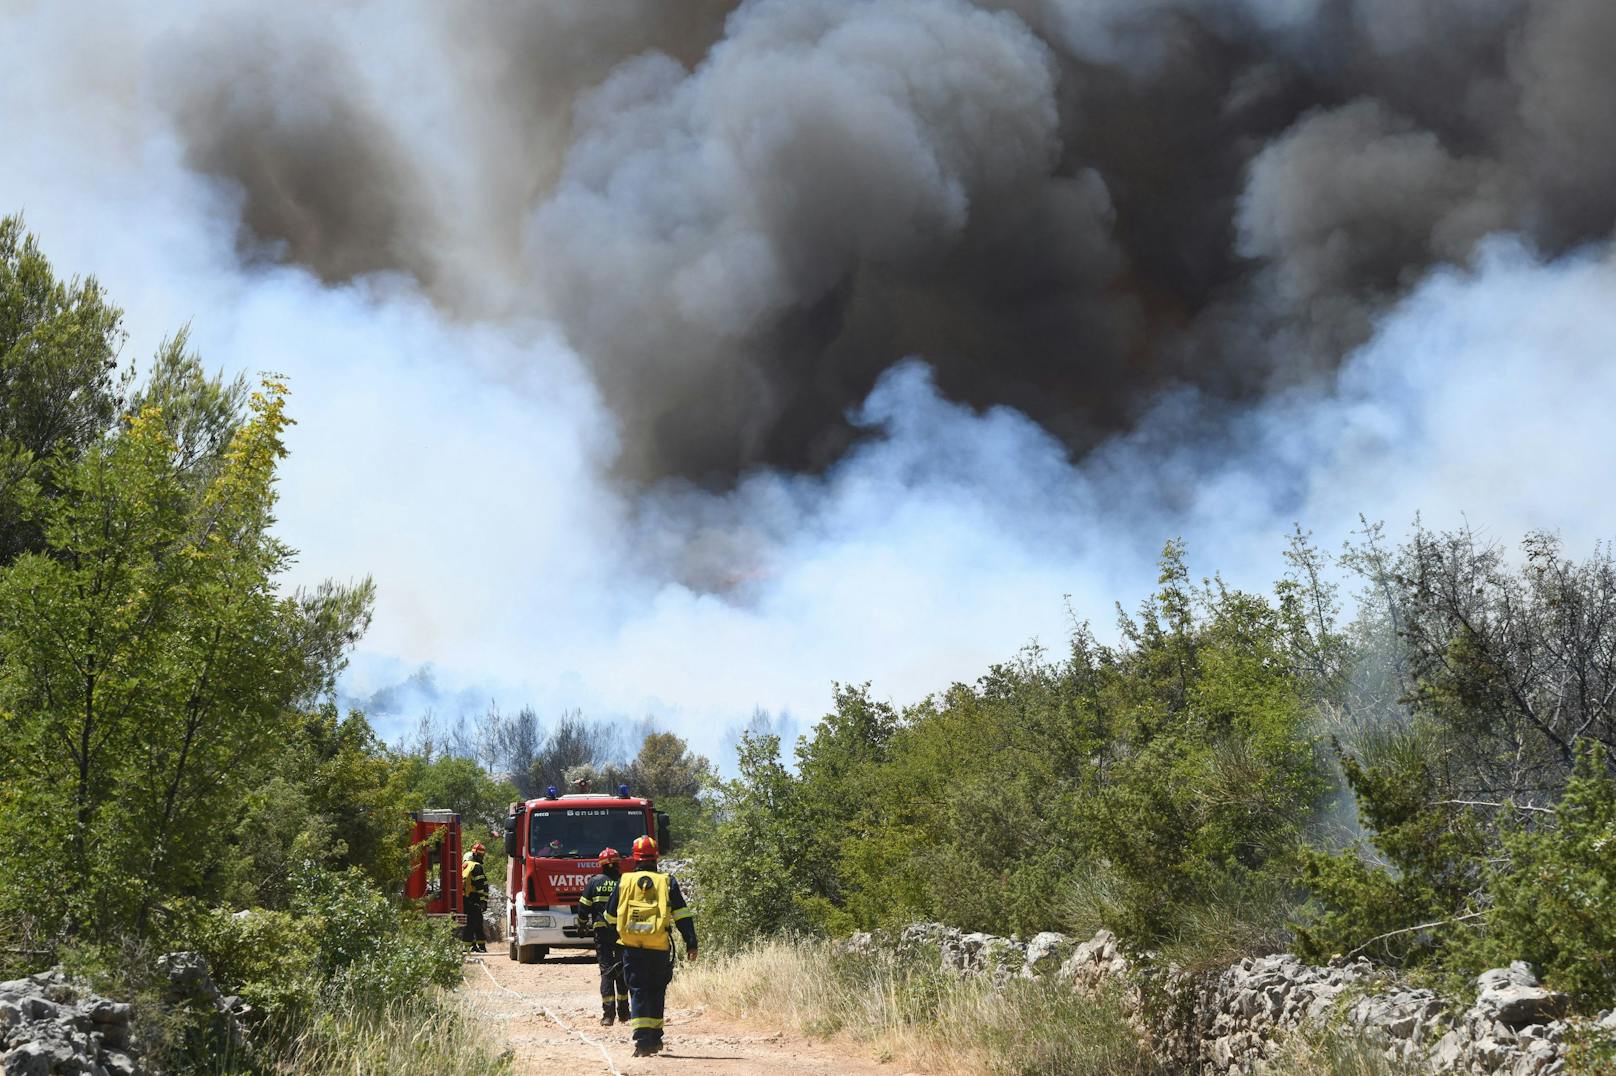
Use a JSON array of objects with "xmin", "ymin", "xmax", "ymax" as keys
[
  {"xmin": 1297, "ymin": 737, "xmax": 1616, "ymax": 1012},
  {"xmin": 693, "ymin": 546, "xmax": 1331, "ymax": 960},
  {"xmin": 690, "ymin": 733, "xmax": 816, "ymax": 949},
  {"xmin": 294, "ymin": 863, "xmax": 461, "ymax": 1006},
  {"xmin": 1464, "ymin": 743, "xmax": 1616, "ymax": 1008},
  {"xmin": 1294, "ymin": 724, "xmax": 1490, "ymax": 967},
  {"xmin": 56, "ymin": 934, "xmax": 262, "ymax": 1075},
  {"xmin": 1561, "ymin": 1020, "xmax": 1616, "ymax": 1074},
  {"xmin": 186, "ymin": 907, "xmax": 319, "ymax": 1026}
]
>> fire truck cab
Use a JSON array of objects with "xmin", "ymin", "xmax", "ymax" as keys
[{"xmin": 502, "ymin": 785, "xmax": 668, "ymax": 963}]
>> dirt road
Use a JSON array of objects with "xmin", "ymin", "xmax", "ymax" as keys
[{"xmin": 465, "ymin": 951, "xmax": 913, "ymax": 1076}]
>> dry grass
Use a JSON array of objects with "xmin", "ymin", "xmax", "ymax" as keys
[
  {"xmin": 673, "ymin": 939, "xmax": 1457, "ymax": 1076},
  {"xmin": 671, "ymin": 938, "xmax": 1162, "ymax": 1075},
  {"xmin": 271, "ymin": 988, "xmax": 511, "ymax": 1076}
]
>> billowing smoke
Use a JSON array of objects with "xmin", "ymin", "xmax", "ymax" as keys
[
  {"xmin": 126, "ymin": 0, "xmax": 1616, "ymax": 486},
  {"xmin": 527, "ymin": 0, "xmax": 1128, "ymax": 479},
  {"xmin": 5, "ymin": 0, "xmax": 1616, "ymax": 753},
  {"xmin": 166, "ymin": 23, "xmax": 440, "ymax": 287}
]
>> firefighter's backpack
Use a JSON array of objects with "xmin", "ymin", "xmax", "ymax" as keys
[{"xmin": 616, "ymin": 871, "xmax": 672, "ymax": 950}]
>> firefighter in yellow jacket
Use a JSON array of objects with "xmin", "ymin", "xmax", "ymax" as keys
[
  {"xmin": 461, "ymin": 842, "xmax": 489, "ymax": 954},
  {"xmin": 605, "ymin": 835, "xmax": 696, "ymax": 1056}
]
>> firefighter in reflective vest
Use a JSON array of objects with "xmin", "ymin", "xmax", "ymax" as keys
[
  {"xmin": 605, "ymin": 835, "xmax": 696, "ymax": 1057},
  {"xmin": 461, "ymin": 842, "xmax": 489, "ymax": 954},
  {"xmin": 579, "ymin": 847, "xmax": 629, "ymax": 1026}
]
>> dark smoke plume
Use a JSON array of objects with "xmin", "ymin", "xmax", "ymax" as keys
[
  {"xmin": 164, "ymin": 17, "xmax": 442, "ymax": 288},
  {"xmin": 153, "ymin": 0, "xmax": 1616, "ymax": 483}
]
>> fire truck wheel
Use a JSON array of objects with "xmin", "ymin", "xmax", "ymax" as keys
[
  {"xmin": 508, "ymin": 940, "xmax": 519, "ymax": 962},
  {"xmin": 517, "ymin": 944, "xmax": 548, "ymax": 964}
]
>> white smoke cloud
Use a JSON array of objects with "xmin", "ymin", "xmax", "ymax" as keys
[
  {"xmin": 5, "ymin": 1, "xmax": 1616, "ymax": 766},
  {"xmin": 343, "ymin": 237, "xmax": 1616, "ymax": 761}
]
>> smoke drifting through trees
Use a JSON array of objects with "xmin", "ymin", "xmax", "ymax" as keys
[
  {"xmin": 150, "ymin": 0, "xmax": 1616, "ymax": 486},
  {"xmin": 426, "ymin": 705, "xmax": 713, "ymax": 801},
  {"xmin": 8, "ymin": 1, "xmax": 1616, "ymax": 758}
]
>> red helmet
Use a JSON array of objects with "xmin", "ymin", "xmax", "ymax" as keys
[
  {"xmin": 632, "ymin": 835, "xmax": 658, "ymax": 862},
  {"xmin": 471, "ymin": 842, "xmax": 486, "ymax": 854},
  {"xmin": 598, "ymin": 847, "xmax": 621, "ymax": 866}
]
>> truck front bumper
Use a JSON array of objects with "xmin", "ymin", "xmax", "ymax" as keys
[{"xmin": 513, "ymin": 904, "xmax": 595, "ymax": 949}]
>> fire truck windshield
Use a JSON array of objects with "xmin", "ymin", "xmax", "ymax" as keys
[{"xmin": 528, "ymin": 807, "xmax": 647, "ymax": 858}]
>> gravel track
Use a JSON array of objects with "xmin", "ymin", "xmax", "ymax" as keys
[{"xmin": 465, "ymin": 951, "xmax": 910, "ymax": 1076}]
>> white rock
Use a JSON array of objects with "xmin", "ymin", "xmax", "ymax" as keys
[
  {"xmin": 1431, "ymin": 1028, "xmax": 1464, "ymax": 1070},
  {"xmin": 1477, "ymin": 962, "xmax": 1540, "ymax": 991},
  {"xmin": 1024, "ymin": 931, "xmax": 1072, "ymax": 975},
  {"xmin": 1475, "ymin": 982, "xmax": 1570, "ymax": 1029}
]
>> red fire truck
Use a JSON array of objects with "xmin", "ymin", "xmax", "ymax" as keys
[
  {"xmin": 404, "ymin": 809, "xmax": 467, "ymax": 929},
  {"xmin": 502, "ymin": 784, "xmax": 669, "ymax": 963}
]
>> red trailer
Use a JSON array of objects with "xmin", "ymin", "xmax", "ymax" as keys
[{"xmin": 405, "ymin": 808, "xmax": 467, "ymax": 928}]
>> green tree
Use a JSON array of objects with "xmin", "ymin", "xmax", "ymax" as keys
[
  {"xmin": 691, "ymin": 733, "xmax": 811, "ymax": 947},
  {"xmin": 407, "ymin": 752, "xmax": 519, "ymax": 847},
  {"xmin": 631, "ymin": 731, "xmax": 714, "ymax": 801},
  {"xmin": 1297, "ymin": 735, "xmax": 1616, "ymax": 1004},
  {"xmin": 220, "ymin": 707, "xmax": 417, "ymax": 909},
  {"xmin": 1298, "ymin": 526, "xmax": 1616, "ymax": 979},
  {"xmin": 1294, "ymin": 724, "xmax": 1490, "ymax": 967},
  {"xmin": 0, "ymin": 373, "xmax": 372, "ymax": 938},
  {"xmin": 790, "ymin": 684, "xmax": 899, "ymax": 930},
  {"xmin": 1473, "ymin": 742, "xmax": 1616, "ymax": 1007},
  {"xmin": 1080, "ymin": 567, "xmax": 1328, "ymax": 952},
  {"xmin": 0, "ymin": 216, "xmax": 126, "ymax": 563},
  {"xmin": 628, "ymin": 730, "xmax": 714, "ymax": 847}
]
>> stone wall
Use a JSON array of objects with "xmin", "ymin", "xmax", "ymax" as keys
[
  {"xmin": 1190, "ymin": 953, "xmax": 1600, "ymax": 1074},
  {"xmin": 845, "ymin": 924, "xmax": 1616, "ymax": 1074},
  {"xmin": 0, "ymin": 951, "xmax": 255, "ymax": 1076},
  {"xmin": 0, "ymin": 970, "xmax": 139, "ymax": 1075}
]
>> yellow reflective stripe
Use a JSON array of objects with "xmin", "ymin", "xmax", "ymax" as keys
[
  {"xmin": 672, "ymin": 908, "xmax": 694, "ymax": 921},
  {"xmin": 629, "ymin": 1017, "xmax": 664, "ymax": 1030}
]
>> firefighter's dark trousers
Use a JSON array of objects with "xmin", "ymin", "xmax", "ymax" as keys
[
  {"xmin": 462, "ymin": 895, "xmax": 487, "ymax": 951},
  {"xmin": 622, "ymin": 947, "xmax": 673, "ymax": 1047},
  {"xmin": 595, "ymin": 931, "xmax": 629, "ymax": 1016}
]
